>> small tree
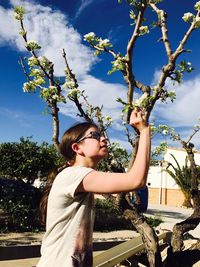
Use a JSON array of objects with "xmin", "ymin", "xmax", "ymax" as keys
[
  {"xmin": 0, "ymin": 137, "xmax": 63, "ymax": 184},
  {"xmin": 167, "ymin": 123, "xmax": 200, "ymax": 254}
]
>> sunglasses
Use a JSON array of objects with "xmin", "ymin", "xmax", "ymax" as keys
[{"xmin": 76, "ymin": 131, "xmax": 105, "ymax": 143}]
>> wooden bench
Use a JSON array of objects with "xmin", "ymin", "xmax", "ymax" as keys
[{"xmin": 93, "ymin": 231, "xmax": 172, "ymax": 267}]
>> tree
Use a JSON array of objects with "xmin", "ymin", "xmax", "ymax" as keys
[
  {"xmin": 0, "ymin": 137, "xmax": 63, "ymax": 184},
  {"xmin": 13, "ymin": 1, "xmax": 200, "ymax": 266},
  {"xmin": 167, "ymin": 124, "xmax": 200, "ymax": 255}
]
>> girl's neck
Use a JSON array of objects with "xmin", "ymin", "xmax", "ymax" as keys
[{"xmin": 73, "ymin": 158, "xmax": 97, "ymax": 169}]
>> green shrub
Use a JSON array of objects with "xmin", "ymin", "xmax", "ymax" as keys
[
  {"xmin": 94, "ymin": 198, "xmax": 163, "ymax": 232},
  {"xmin": 0, "ymin": 177, "xmax": 43, "ymax": 232},
  {"xmin": 94, "ymin": 198, "xmax": 133, "ymax": 231}
]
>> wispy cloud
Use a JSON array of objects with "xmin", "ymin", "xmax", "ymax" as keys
[
  {"xmin": 152, "ymin": 73, "xmax": 200, "ymax": 127},
  {"xmin": 151, "ymin": 70, "xmax": 200, "ymax": 149},
  {"xmin": 74, "ymin": 0, "xmax": 94, "ymax": 20},
  {"xmin": 0, "ymin": 0, "xmax": 97, "ymax": 77}
]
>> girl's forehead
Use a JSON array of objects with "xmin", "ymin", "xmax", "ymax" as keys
[{"xmin": 85, "ymin": 126, "xmax": 98, "ymax": 134}]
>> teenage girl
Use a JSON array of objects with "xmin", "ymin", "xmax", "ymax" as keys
[{"xmin": 37, "ymin": 108, "xmax": 150, "ymax": 267}]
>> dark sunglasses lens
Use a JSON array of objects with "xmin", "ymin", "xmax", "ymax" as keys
[{"xmin": 91, "ymin": 132, "xmax": 101, "ymax": 140}]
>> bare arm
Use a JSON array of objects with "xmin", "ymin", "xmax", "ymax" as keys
[{"xmin": 79, "ymin": 110, "xmax": 151, "ymax": 194}]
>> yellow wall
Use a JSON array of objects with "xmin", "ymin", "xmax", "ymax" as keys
[{"xmin": 148, "ymin": 188, "xmax": 185, "ymax": 207}]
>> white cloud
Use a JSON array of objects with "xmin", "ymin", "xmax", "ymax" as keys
[
  {"xmin": 151, "ymin": 70, "xmax": 200, "ymax": 149},
  {"xmin": 0, "ymin": 0, "xmax": 97, "ymax": 77},
  {"xmin": 153, "ymin": 75, "xmax": 200, "ymax": 127},
  {"xmin": 74, "ymin": 0, "xmax": 94, "ymax": 19}
]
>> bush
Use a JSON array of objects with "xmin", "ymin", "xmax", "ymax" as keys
[
  {"xmin": 94, "ymin": 198, "xmax": 133, "ymax": 231},
  {"xmin": 0, "ymin": 177, "xmax": 43, "ymax": 232},
  {"xmin": 94, "ymin": 198, "xmax": 163, "ymax": 232}
]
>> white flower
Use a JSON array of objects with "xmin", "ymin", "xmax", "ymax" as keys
[
  {"xmin": 162, "ymin": 129, "xmax": 168, "ymax": 136},
  {"xmin": 139, "ymin": 26, "xmax": 149, "ymax": 35},
  {"xmin": 105, "ymin": 116, "xmax": 113, "ymax": 123},
  {"xmin": 134, "ymin": 92, "xmax": 148, "ymax": 107},
  {"xmin": 34, "ymin": 77, "xmax": 45, "ymax": 86},
  {"xmin": 64, "ymin": 80, "xmax": 76, "ymax": 89},
  {"xmin": 67, "ymin": 88, "xmax": 80, "ymax": 98},
  {"xmin": 194, "ymin": 1, "xmax": 200, "ymax": 11},
  {"xmin": 98, "ymin": 38, "xmax": 111, "ymax": 48},
  {"xmin": 23, "ymin": 81, "xmax": 36, "ymax": 92},
  {"xmin": 83, "ymin": 32, "xmax": 96, "ymax": 41},
  {"xmin": 182, "ymin": 12, "xmax": 194, "ymax": 23},
  {"xmin": 26, "ymin": 40, "xmax": 41, "ymax": 51},
  {"xmin": 28, "ymin": 56, "xmax": 39, "ymax": 66}
]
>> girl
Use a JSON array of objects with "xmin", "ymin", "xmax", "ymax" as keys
[{"xmin": 37, "ymin": 109, "xmax": 150, "ymax": 267}]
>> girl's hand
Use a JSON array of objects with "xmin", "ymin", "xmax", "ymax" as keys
[{"xmin": 129, "ymin": 109, "xmax": 148, "ymax": 132}]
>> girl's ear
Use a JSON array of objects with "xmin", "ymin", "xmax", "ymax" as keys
[{"xmin": 71, "ymin": 143, "xmax": 79, "ymax": 153}]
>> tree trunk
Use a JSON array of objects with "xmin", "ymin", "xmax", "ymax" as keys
[
  {"xmin": 182, "ymin": 192, "xmax": 193, "ymax": 208},
  {"xmin": 171, "ymin": 145, "xmax": 200, "ymax": 253},
  {"xmin": 171, "ymin": 208, "xmax": 200, "ymax": 252},
  {"xmin": 118, "ymin": 192, "xmax": 163, "ymax": 267}
]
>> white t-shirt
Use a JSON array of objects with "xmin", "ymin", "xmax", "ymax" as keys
[{"xmin": 37, "ymin": 166, "xmax": 94, "ymax": 267}]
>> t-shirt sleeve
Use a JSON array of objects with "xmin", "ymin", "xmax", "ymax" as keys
[{"xmin": 67, "ymin": 166, "xmax": 94, "ymax": 198}]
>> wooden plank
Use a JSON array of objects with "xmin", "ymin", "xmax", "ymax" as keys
[{"xmin": 93, "ymin": 232, "xmax": 171, "ymax": 267}]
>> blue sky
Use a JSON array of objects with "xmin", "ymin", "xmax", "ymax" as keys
[{"xmin": 0, "ymin": 0, "xmax": 200, "ymax": 151}]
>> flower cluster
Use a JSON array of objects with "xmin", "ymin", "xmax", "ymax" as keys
[
  {"xmin": 168, "ymin": 90, "xmax": 176, "ymax": 102},
  {"xmin": 14, "ymin": 6, "xmax": 25, "ymax": 21},
  {"xmin": 139, "ymin": 26, "xmax": 149, "ymax": 36},
  {"xmin": 194, "ymin": 1, "xmax": 200, "ymax": 11},
  {"xmin": 63, "ymin": 80, "xmax": 76, "ymax": 89},
  {"xmin": 108, "ymin": 55, "xmax": 127, "ymax": 74},
  {"xmin": 133, "ymin": 92, "xmax": 149, "ymax": 108},
  {"xmin": 84, "ymin": 32, "xmax": 112, "ymax": 54},
  {"xmin": 67, "ymin": 88, "xmax": 81, "ymax": 100},
  {"xmin": 26, "ymin": 40, "xmax": 41, "ymax": 51},
  {"xmin": 182, "ymin": 12, "xmax": 195, "ymax": 23},
  {"xmin": 40, "ymin": 86, "xmax": 65, "ymax": 102},
  {"xmin": 130, "ymin": 10, "xmax": 136, "ymax": 20},
  {"xmin": 23, "ymin": 81, "xmax": 36, "ymax": 93}
]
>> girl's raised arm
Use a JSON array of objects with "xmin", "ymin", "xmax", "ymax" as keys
[{"xmin": 77, "ymin": 109, "xmax": 151, "ymax": 194}]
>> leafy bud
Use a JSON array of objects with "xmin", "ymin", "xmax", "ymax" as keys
[
  {"xmin": 194, "ymin": 1, "xmax": 200, "ymax": 11},
  {"xmin": 14, "ymin": 6, "xmax": 25, "ymax": 21},
  {"xmin": 182, "ymin": 12, "xmax": 194, "ymax": 23},
  {"xmin": 26, "ymin": 40, "xmax": 41, "ymax": 51},
  {"xmin": 139, "ymin": 26, "xmax": 149, "ymax": 35}
]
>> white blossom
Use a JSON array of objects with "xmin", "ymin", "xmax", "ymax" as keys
[
  {"xmin": 139, "ymin": 26, "xmax": 149, "ymax": 35},
  {"xmin": 162, "ymin": 129, "xmax": 168, "ymax": 136},
  {"xmin": 67, "ymin": 88, "xmax": 80, "ymax": 98},
  {"xmin": 64, "ymin": 80, "xmax": 76, "ymax": 89},
  {"xmin": 83, "ymin": 32, "xmax": 96, "ymax": 41},
  {"xmin": 98, "ymin": 38, "xmax": 111, "ymax": 48},
  {"xmin": 182, "ymin": 12, "xmax": 194, "ymax": 23},
  {"xmin": 194, "ymin": 1, "xmax": 200, "ymax": 11}
]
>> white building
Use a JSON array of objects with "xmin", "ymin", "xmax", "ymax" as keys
[{"xmin": 147, "ymin": 147, "xmax": 200, "ymax": 207}]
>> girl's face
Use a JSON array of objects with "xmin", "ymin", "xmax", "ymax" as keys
[{"xmin": 76, "ymin": 126, "xmax": 108, "ymax": 161}]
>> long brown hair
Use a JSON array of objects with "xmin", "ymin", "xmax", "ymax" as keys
[{"xmin": 39, "ymin": 121, "xmax": 97, "ymax": 225}]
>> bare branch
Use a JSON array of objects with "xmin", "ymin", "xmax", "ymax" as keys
[
  {"xmin": 186, "ymin": 127, "xmax": 200, "ymax": 145},
  {"xmin": 125, "ymin": 1, "xmax": 148, "ymax": 121},
  {"xmin": 150, "ymin": 3, "xmax": 173, "ymax": 58},
  {"xmin": 174, "ymin": 10, "xmax": 200, "ymax": 60},
  {"xmin": 19, "ymin": 57, "xmax": 30, "ymax": 82}
]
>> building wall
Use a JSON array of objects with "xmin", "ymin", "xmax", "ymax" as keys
[
  {"xmin": 148, "ymin": 188, "xmax": 185, "ymax": 206},
  {"xmin": 147, "ymin": 147, "xmax": 200, "ymax": 207}
]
